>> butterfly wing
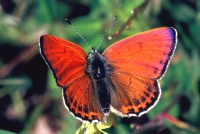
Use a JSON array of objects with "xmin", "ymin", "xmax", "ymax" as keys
[
  {"xmin": 62, "ymin": 75, "xmax": 103, "ymax": 122},
  {"xmin": 39, "ymin": 35, "xmax": 103, "ymax": 122},
  {"xmin": 39, "ymin": 35, "xmax": 87, "ymax": 87},
  {"xmin": 109, "ymin": 73, "xmax": 160, "ymax": 117},
  {"xmin": 103, "ymin": 27, "xmax": 177, "ymax": 116}
]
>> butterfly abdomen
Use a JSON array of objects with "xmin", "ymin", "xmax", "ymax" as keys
[{"xmin": 86, "ymin": 50, "xmax": 112, "ymax": 115}]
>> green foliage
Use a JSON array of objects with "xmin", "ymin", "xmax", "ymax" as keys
[{"xmin": 0, "ymin": 130, "xmax": 16, "ymax": 134}]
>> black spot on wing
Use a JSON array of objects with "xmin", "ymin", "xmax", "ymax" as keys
[
  {"xmin": 92, "ymin": 115, "xmax": 98, "ymax": 119},
  {"xmin": 78, "ymin": 105, "xmax": 82, "ymax": 111},
  {"xmin": 128, "ymin": 108, "xmax": 135, "ymax": 113},
  {"xmin": 163, "ymin": 52, "xmax": 167, "ymax": 56},
  {"xmin": 83, "ymin": 105, "xmax": 88, "ymax": 113},
  {"xmin": 73, "ymin": 101, "xmax": 77, "ymax": 107},
  {"xmin": 133, "ymin": 98, "xmax": 141, "ymax": 106},
  {"xmin": 140, "ymin": 96, "xmax": 146, "ymax": 102},
  {"xmin": 159, "ymin": 60, "xmax": 163, "ymax": 64},
  {"xmin": 153, "ymin": 67, "xmax": 159, "ymax": 75},
  {"xmin": 147, "ymin": 86, "xmax": 153, "ymax": 92},
  {"xmin": 144, "ymin": 91, "xmax": 150, "ymax": 97}
]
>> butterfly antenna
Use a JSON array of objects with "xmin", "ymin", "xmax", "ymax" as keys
[
  {"xmin": 96, "ymin": 15, "xmax": 117, "ymax": 50},
  {"xmin": 65, "ymin": 19, "xmax": 92, "ymax": 50}
]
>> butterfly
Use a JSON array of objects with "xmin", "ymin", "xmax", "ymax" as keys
[{"xmin": 39, "ymin": 27, "xmax": 177, "ymax": 123}]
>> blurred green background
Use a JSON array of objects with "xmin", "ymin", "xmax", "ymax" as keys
[{"xmin": 0, "ymin": 0, "xmax": 200, "ymax": 134}]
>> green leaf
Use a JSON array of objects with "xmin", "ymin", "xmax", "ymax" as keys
[
  {"xmin": 189, "ymin": 21, "xmax": 200, "ymax": 44},
  {"xmin": 171, "ymin": 3, "xmax": 196, "ymax": 23},
  {"xmin": 0, "ymin": 130, "xmax": 16, "ymax": 134}
]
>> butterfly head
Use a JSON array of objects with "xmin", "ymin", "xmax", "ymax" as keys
[
  {"xmin": 86, "ymin": 48, "xmax": 112, "ymax": 80},
  {"xmin": 90, "ymin": 46, "xmax": 97, "ymax": 53}
]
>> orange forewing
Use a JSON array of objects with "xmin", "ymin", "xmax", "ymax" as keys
[
  {"xmin": 103, "ymin": 27, "xmax": 177, "ymax": 116},
  {"xmin": 103, "ymin": 27, "xmax": 177, "ymax": 79},
  {"xmin": 39, "ymin": 35, "xmax": 103, "ymax": 122},
  {"xmin": 40, "ymin": 35, "xmax": 87, "ymax": 87}
]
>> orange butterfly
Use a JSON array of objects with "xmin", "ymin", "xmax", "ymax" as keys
[{"xmin": 39, "ymin": 27, "xmax": 177, "ymax": 123}]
